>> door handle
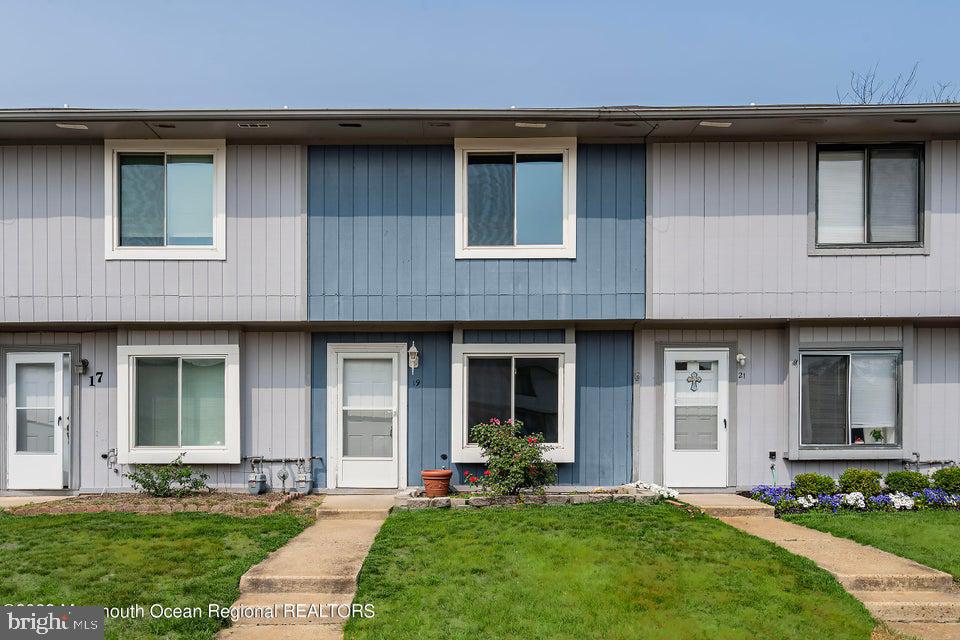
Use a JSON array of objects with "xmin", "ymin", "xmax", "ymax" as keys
[{"xmin": 723, "ymin": 418, "xmax": 727, "ymax": 430}]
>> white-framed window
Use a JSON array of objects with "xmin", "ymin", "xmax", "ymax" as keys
[
  {"xmin": 816, "ymin": 144, "xmax": 923, "ymax": 247},
  {"xmin": 451, "ymin": 342, "xmax": 576, "ymax": 463},
  {"xmin": 454, "ymin": 138, "xmax": 577, "ymax": 259},
  {"xmin": 104, "ymin": 140, "xmax": 227, "ymax": 260},
  {"xmin": 117, "ymin": 344, "xmax": 240, "ymax": 464},
  {"xmin": 800, "ymin": 350, "xmax": 901, "ymax": 448}
]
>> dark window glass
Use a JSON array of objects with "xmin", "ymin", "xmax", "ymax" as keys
[
  {"xmin": 514, "ymin": 357, "xmax": 559, "ymax": 442},
  {"xmin": 516, "ymin": 154, "xmax": 563, "ymax": 245},
  {"xmin": 118, "ymin": 154, "xmax": 165, "ymax": 246},
  {"xmin": 801, "ymin": 355, "xmax": 849, "ymax": 445},
  {"xmin": 466, "ymin": 358, "xmax": 512, "ymax": 442},
  {"xmin": 869, "ymin": 148, "xmax": 920, "ymax": 243},
  {"xmin": 467, "ymin": 155, "xmax": 514, "ymax": 246}
]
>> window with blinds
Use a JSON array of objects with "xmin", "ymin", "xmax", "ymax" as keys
[
  {"xmin": 816, "ymin": 145, "xmax": 922, "ymax": 246},
  {"xmin": 800, "ymin": 351, "xmax": 901, "ymax": 447}
]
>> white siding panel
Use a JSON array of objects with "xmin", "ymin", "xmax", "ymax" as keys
[{"xmin": 649, "ymin": 141, "xmax": 960, "ymax": 319}]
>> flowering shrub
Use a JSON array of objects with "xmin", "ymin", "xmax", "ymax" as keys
[
  {"xmin": 793, "ymin": 473, "xmax": 836, "ymax": 497},
  {"xmin": 468, "ymin": 418, "xmax": 557, "ymax": 496},
  {"xmin": 842, "ymin": 492, "xmax": 866, "ymax": 509}
]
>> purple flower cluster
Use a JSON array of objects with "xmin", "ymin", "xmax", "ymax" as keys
[
  {"xmin": 751, "ymin": 484, "xmax": 794, "ymax": 505},
  {"xmin": 911, "ymin": 488, "xmax": 959, "ymax": 507},
  {"xmin": 869, "ymin": 494, "xmax": 893, "ymax": 508},
  {"xmin": 817, "ymin": 493, "xmax": 843, "ymax": 513}
]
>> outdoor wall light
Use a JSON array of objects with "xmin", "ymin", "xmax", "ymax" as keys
[
  {"xmin": 408, "ymin": 342, "xmax": 420, "ymax": 374},
  {"xmin": 735, "ymin": 353, "xmax": 747, "ymax": 367},
  {"xmin": 73, "ymin": 358, "xmax": 89, "ymax": 375}
]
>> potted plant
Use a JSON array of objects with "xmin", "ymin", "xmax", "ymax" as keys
[
  {"xmin": 870, "ymin": 429, "xmax": 886, "ymax": 444},
  {"xmin": 421, "ymin": 468, "xmax": 453, "ymax": 497}
]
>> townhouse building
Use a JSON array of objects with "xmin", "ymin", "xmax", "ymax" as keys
[{"xmin": 0, "ymin": 105, "xmax": 957, "ymax": 494}]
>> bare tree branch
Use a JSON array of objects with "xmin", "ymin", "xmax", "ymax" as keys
[{"xmin": 838, "ymin": 62, "xmax": 956, "ymax": 104}]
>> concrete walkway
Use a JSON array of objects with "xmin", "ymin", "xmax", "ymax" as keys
[
  {"xmin": 684, "ymin": 494, "xmax": 960, "ymax": 640},
  {"xmin": 0, "ymin": 496, "xmax": 68, "ymax": 509},
  {"xmin": 217, "ymin": 494, "xmax": 394, "ymax": 640}
]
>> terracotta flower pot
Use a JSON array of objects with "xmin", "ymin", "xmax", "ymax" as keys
[{"xmin": 421, "ymin": 469, "xmax": 454, "ymax": 497}]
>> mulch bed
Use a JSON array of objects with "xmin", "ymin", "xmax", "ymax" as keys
[{"xmin": 7, "ymin": 492, "xmax": 305, "ymax": 517}]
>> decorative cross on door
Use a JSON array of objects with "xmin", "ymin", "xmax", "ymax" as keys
[{"xmin": 686, "ymin": 371, "xmax": 702, "ymax": 391}]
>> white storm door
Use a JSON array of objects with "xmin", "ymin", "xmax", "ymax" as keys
[
  {"xmin": 336, "ymin": 352, "xmax": 401, "ymax": 489},
  {"xmin": 6, "ymin": 352, "xmax": 68, "ymax": 490},
  {"xmin": 663, "ymin": 349, "xmax": 729, "ymax": 488}
]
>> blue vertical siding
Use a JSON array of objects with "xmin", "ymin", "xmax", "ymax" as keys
[
  {"xmin": 311, "ymin": 330, "xmax": 633, "ymax": 488},
  {"xmin": 307, "ymin": 144, "xmax": 645, "ymax": 321}
]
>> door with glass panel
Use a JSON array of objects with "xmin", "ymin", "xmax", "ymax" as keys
[
  {"xmin": 6, "ymin": 352, "xmax": 71, "ymax": 490},
  {"xmin": 663, "ymin": 349, "xmax": 729, "ymax": 488},
  {"xmin": 334, "ymin": 351, "xmax": 402, "ymax": 488}
]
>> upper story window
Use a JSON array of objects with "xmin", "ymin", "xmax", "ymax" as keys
[
  {"xmin": 816, "ymin": 144, "xmax": 923, "ymax": 248},
  {"xmin": 800, "ymin": 350, "xmax": 901, "ymax": 448},
  {"xmin": 454, "ymin": 138, "xmax": 576, "ymax": 259},
  {"xmin": 104, "ymin": 140, "xmax": 226, "ymax": 260}
]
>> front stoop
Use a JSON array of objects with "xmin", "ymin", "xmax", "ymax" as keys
[
  {"xmin": 714, "ymin": 512, "xmax": 958, "ymax": 639},
  {"xmin": 681, "ymin": 493, "xmax": 775, "ymax": 517},
  {"xmin": 217, "ymin": 495, "xmax": 392, "ymax": 640}
]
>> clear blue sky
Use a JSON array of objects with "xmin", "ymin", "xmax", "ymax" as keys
[{"xmin": 2, "ymin": 0, "xmax": 958, "ymax": 109}]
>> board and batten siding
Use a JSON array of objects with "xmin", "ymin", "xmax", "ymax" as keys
[
  {"xmin": 310, "ymin": 330, "xmax": 633, "ymax": 488},
  {"xmin": 647, "ymin": 141, "xmax": 960, "ymax": 319},
  {"xmin": 636, "ymin": 324, "xmax": 960, "ymax": 487},
  {"xmin": 306, "ymin": 144, "xmax": 645, "ymax": 321},
  {"xmin": 0, "ymin": 144, "xmax": 306, "ymax": 323},
  {"xmin": 0, "ymin": 329, "xmax": 310, "ymax": 491}
]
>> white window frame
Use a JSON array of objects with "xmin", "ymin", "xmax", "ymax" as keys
[
  {"xmin": 798, "ymin": 349, "xmax": 902, "ymax": 449},
  {"xmin": 454, "ymin": 137, "xmax": 577, "ymax": 259},
  {"xmin": 117, "ymin": 344, "xmax": 240, "ymax": 464},
  {"xmin": 104, "ymin": 139, "xmax": 227, "ymax": 260},
  {"xmin": 451, "ymin": 342, "xmax": 576, "ymax": 463}
]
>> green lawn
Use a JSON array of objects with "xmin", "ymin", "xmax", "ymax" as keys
[
  {"xmin": 0, "ymin": 511, "xmax": 309, "ymax": 640},
  {"xmin": 785, "ymin": 510, "xmax": 960, "ymax": 581},
  {"xmin": 346, "ymin": 502, "xmax": 875, "ymax": 640}
]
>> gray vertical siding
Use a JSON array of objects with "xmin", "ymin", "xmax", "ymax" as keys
[
  {"xmin": 636, "ymin": 324, "xmax": 957, "ymax": 488},
  {"xmin": 0, "ymin": 145, "xmax": 306, "ymax": 323},
  {"xmin": 0, "ymin": 329, "xmax": 310, "ymax": 491},
  {"xmin": 306, "ymin": 144, "xmax": 646, "ymax": 321},
  {"xmin": 310, "ymin": 329, "xmax": 633, "ymax": 488},
  {"xmin": 648, "ymin": 141, "xmax": 960, "ymax": 319}
]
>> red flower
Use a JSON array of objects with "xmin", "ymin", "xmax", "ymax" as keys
[
  {"xmin": 483, "ymin": 469, "xmax": 491, "ymax": 476},
  {"xmin": 527, "ymin": 437, "xmax": 535, "ymax": 444},
  {"xmin": 464, "ymin": 470, "xmax": 471, "ymax": 477},
  {"xmin": 469, "ymin": 476, "xmax": 478, "ymax": 483},
  {"xmin": 491, "ymin": 418, "xmax": 501, "ymax": 425}
]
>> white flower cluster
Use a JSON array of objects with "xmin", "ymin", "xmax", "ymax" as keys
[
  {"xmin": 842, "ymin": 492, "xmax": 866, "ymax": 509},
  {"xmin": 636, "ymin": 482, "xmax": 679, "ymax": 500},
  {"xmin": 797, "ymin": 494, "xmax": 818, "ymax": 509},
  {"xmin": 889, "ymin": 492, "xmax": 915, "ymax": 510}
]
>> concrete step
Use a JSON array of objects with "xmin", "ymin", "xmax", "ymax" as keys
[
  {"xmin": 839, "ymin": 573, "xmax": 956, "ymax": 592},
  {"xmin": 888, "ymin": 622, "xmax": 960, "ymax": 640},
  {"xmin": 316, "ymin": 508, "xmax": 391, "ymax": 520},
  {"xmin": 853, "ymin": 590, "xmax": 960, "ymax": 623},
  {"xmin": 682, "ymin": 493, "xmax": 775, "ymax": 517},
  {"xmin": 240, "ymin": 574, "xmax": 357, "ymax": 594},
  {"xmin": 218, "ymin": 624, "xmax": 343, "ymax": 640},
  {"xmin": 229, "ymin": 592, "xmax": 356, "ymax": 626},
  {"xmin": 239, "ymin": 518, "xmax": 383, "ymax": 594}
]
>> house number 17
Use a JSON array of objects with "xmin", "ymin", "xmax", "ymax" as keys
[{"xmin": 88, "ymin": 371, "xmax": 103, "ymax": 386}]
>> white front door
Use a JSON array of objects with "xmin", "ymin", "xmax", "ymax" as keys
[
  {"xmin": 6, "ymin": 352, "xmax": 71, "ymax": 490},
  {"xmin": 663, "ymin": 349, "xmax": 729, "ymax": 488},
  {"xmin": 328, "ymin": 345, "xmax": 406, "ymax": 489}
]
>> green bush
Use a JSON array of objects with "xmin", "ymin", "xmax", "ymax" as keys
[
  {"xmin": 469, "ymin": 418, "xmax": 557, "ymax": 496},
  {"xmin": 792, "ymin": 473, "xmax": 836, "ymax": 497},
  {"xmin": 838, "ymin": 468, "xmax": 883, "ymax": 497},
  {"xmin": 932, "ymin": 466, "xmax": 960, "ymax": 494},
  {"xmin": 125, "ymin": 454, "xmax": 211, "ymax": 498},
  {"xmin": 884, "ymin": 470, "xmax": 930, "ymax": 494}
]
